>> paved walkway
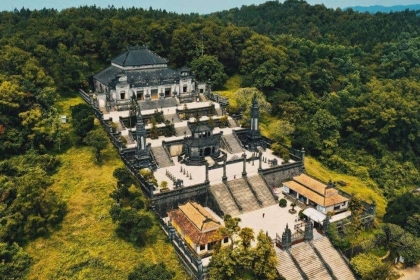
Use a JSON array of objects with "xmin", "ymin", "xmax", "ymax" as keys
[{"xmin": 399, "ymin": 263, "xmax": 420, "ymax": 280}]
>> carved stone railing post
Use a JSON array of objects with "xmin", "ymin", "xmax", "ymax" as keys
[
  {"xmin": 322, "ymin": 214, "xmax": 330, "ymax": 234},
  {"xmin": 242, "ymin": 153, "xmax": 247, "ymax": 178},
  {"xmin": 304, "ymin": 220, "xmax": 314, "ymax": 241},
  {"xmin": 222, "ymin": 160, "xmax": 227, "ymax": 182},
  {"xmin": 282, "ymin": 224, "xmax": 292, "ymax": 250},
  {"xmin": 197, "ymin": 258, "xmax": 203, "ymax": 280},
  {"xmin": 205, "ymin": 163, "xmax": 209, "ymax": 183}
]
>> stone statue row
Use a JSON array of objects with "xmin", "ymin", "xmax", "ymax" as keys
[
  {"xmin": 166, "ymin": 169, "xmax": 177, "ymax": 182},
  {"xmin": 180, "ymin": 166, "xmax": 193, "ymax": 180}
]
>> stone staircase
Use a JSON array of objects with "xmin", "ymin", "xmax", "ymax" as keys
[
  {"xmin": 247, "ymin": 175, "xmax": 277, "ymax": 207},
  {"xmin": 312, "ymin": 238, "xmax": 356, "ymax": 280},
  {"xmin": 215, "ymin": 107, "xmax": 223, "ymax": 116},
  {"xmin": 165, "ymin": 113, "xmax": 181, "ymax": 123},
  {"xmin": 276, "ymin": 250, "xmax": 305, "ymax": 280},
  {"xmin": 151, "ymin": 146, "xmax": 174, "ymax": 168},
  {"xmin": 175, "ymin": 126, "xmax": 191, "ymax": 136},
  {"xmin": 221, "ymin": 134, "xmax": 243, "ymax": 154},
  {"xmin": 199, "ymin": 93, "xmax": 208, "ymax": 102},
  {"xmin": 209, "ymin": 183, "xmax": 241, "ymax": 216},
  {"xmin": 228, "ymin": 118, "xmax": 238, "ymax": 128},
  {"xmin": 290, "ymin": 242, "xmax": 333, "ymax": 280},
  {"xmin": 227, "ymin": 178, "xmax": 260, "ymax": 213}
]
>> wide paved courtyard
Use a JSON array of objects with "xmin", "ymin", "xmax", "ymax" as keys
[{"xmin": 237, "ymin": 201, "xmax": 302, "ymax": 241}]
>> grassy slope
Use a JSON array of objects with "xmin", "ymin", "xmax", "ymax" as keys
[
  {"xmin": 305, "ymin": 156, "xmax": 387, "ymax": 219},
  {"xmin": 24, "ymin": 97, "xmax": 188, "ymax": 280}
]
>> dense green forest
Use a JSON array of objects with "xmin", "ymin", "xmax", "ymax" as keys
[{"xmin": 1, "ymin": 0, "xmax": 420, "ymax": 278}]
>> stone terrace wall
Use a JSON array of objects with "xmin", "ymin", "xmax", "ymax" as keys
[
  {"xmin": 152, "ymin": 182, "xmax": 209, "ymax": 216},
  {"xmin": 260, "ymin": 161, "xmax": 303, "ymax": 188}
]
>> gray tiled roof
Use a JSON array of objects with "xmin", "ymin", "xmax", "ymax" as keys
[
  {"xmin": 93, "ymin": 47, "xmax": 191, "ymax": 88},
  {"xmin": 93, "ymin": 66, "xmax": 122, "ymax": 85},
  {"xmin": 111, "ymin": 47, "xmax": 167, "ymax": 67},
  {"xmin": 94, "ymin": 66, "xmax": 185, "ymax": 88}
]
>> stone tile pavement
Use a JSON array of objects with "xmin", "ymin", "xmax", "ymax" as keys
[{"xmin": 237, "ymin": 203, "xmax": 303, "ymax": 241}]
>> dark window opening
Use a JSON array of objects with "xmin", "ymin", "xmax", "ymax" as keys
[
  {"xmin": 183, "ymin": 85, "xmax": 187, "ymax": 93},
  {"xmin": 120, "ymin": 91, "xmax": 125, "ymax": 99},
  {"xmin": 165, "ymin": 88, "xmax": 171, "ymax": 97},
  {"xmin": 136, "ymin": 90, "xmax": 143, "ymax": 100}
]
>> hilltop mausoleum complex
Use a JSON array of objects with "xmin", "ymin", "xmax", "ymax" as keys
[{"xmin": 80, "ymin": 46, "xmax": 373, "ymax": 280}]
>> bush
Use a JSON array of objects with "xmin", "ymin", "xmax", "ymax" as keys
[
  {"xmin": 0, "ymin": 243, "xmax": 32, "ymax": 279},
  {"xmin": 279, "ymin": 198, "xmax": 287, "ymax": 208},
  {"xmin": 350, "ymin": 253, "xmax": 398, "ymax": 280},
  {"xmin": 128, "ymin": 262, "xmax": 174, "ymax": 280},
  {"xmin": 70, "ymin": 103, "xmax": 94, "ymax": 139},
  {"xmin": 271, "ymin": 143, "xmax": 290, "ymax": 162},
  {"xmin": 298, "ymin": 210, "xmax": 305, "ymax": 220}
]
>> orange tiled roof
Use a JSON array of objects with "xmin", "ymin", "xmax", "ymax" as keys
[
  {"xmin": 179, "ymin": 202, "xmax": 220, "ymax": 233},
  {"xmin": 168, "ymin": 202, "xmax": 222, "ymax": 246},
  {"xmin": 283, "ymin": 180, "xmax": 348, "ymax": 207},
  {"xmin": 293, "ymin": 174, "xmax": 327, "ymax": 195}
]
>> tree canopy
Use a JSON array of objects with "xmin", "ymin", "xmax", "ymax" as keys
[{"xmin": 2, "ymin": 1, "xmax": 420, "ymax": 277}]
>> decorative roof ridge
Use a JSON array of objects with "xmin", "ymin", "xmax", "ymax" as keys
[
  {"xmin": 291, "ymin": 174, "xmax": 327, "ymax": 196},
  {"xmin": 127, "ymin": 45, "xmax": 168, "ymax": 63},
  {"xmin": 189, "ymin": 202, "xmax": 220, "ymax": 230}
]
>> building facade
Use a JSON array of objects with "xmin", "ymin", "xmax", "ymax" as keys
[
  {"xmin": 282, "ymin": 174, "xmax": 349, "ymax": 214},
  {"xmin": 93, "ymin": 46, "xmax": 205, "ymax": 109}
]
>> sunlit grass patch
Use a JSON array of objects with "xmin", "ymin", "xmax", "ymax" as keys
[
  {"xmin": 217, "ymin": 74, "xmax": 242, "ymax": 109},
  {"xmin": 24, "ymin": 98, "xmax": 188, "ymax": 280},
  {"xmin": 305, "ymin": 156, "xmax": 387, "ymax": 219}
]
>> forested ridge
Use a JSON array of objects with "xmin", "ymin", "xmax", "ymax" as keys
[{"xmin": 1, "ymin": 0, "xmax": 420, "ymax": 278}]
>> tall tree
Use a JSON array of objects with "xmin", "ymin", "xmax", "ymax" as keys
[
  {"xmin": 252, "ymin": 230, "xmax": 278, "ymax": 280},
  {"xmin": 83, "ymin": 129, "xmax": 108, "ymax": 162},
  {"xmin": 190, "ymin": 55, "xmax": 228, "ymax": 89}
]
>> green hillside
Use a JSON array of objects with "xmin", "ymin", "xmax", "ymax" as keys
[{"xmin": 2, "ymin": 1, "xmax": 420, "ymax": 278}]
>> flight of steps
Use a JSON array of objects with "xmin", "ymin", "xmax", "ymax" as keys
[
  {"xmin": 227, "ymin": 178, "xmax": 260, "ymax": 213},
  {"xmin": 290, "ymin": 242, "xmax": 333, "ymax": 280},
  {"xmin": 312, "ymin": 237, "xmax": 356, "ymax": 280},
  {"xmin": 209, "ymin": 183, "xmax": 241, "ymax": 216},
  {"xmin": 276, "ymin": 250, "xmax": 304, "ymax": 280},
  {"xmin": 199, "ymin": 93, "xmax": 208, "ymax": 102},
  {"xmin": 175, "ymin": 126, "xmax": 191, "ymax": 136},
  {"xmin": 228, "ymin": 118, "xmax": 238, "ymax": 128},
  {"xmin": 221, "ymin": 134, "xmax": 243, "ymax": 154},
  {"xmin": 165, "ymin": 113, "xmax": 181, "ymax": 123},
  {"xmin": 215, "ymin": 107, "xmax": 223, "ymax": 116},
  {"xmin": 247, "ymin": 175, "xmax": 277, "ymax": 207},
  {"xmin": 151, "ymin": 146, "xmax": 174, "ymax": 168}
]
